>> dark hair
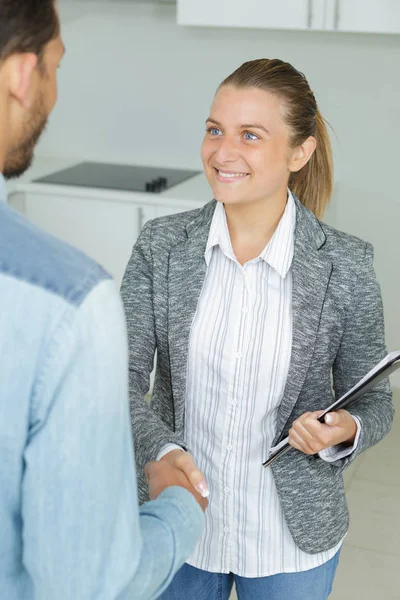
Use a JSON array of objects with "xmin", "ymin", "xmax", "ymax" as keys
[
  {"xmin": 220, "ymin": 59, "xmax": 333, "ymax": 219},
  {"xmin": 0, "ymin": 0, "xmax": 59, "ymax": 65}
]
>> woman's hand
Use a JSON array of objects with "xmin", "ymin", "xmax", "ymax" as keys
[
  {"xmin": 145, "ymin": 459, "xmax": 209, "ymax": 511},
  {"xmin": 159, "ymin": 449, "xmax": 209, "ymax": 498},
  {"xmin": 288, "ymin": 409, "xmax": 358, "ymax": 455}
]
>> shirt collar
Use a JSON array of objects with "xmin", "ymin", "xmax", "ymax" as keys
[
  {"xmin": 205, "ymin": 190, "xmax": 296, "ymax": 278},
  {"xmin": 205, "ymin": 200, "xmax": 236, "ymax": 264}
]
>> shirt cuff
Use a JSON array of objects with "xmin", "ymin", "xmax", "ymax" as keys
[
  {"xmin": 318, "ymin": 416, "xmax": 362, "ymax": 463},
  {"xmin": 156, "ymin": 444, "xmax": 186, "ymax": 461}
]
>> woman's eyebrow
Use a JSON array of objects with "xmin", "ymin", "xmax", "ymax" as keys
[
  {"xmin": 205, "ymin": 118, "xmax": 222, "ymax": 127},
  {"xmin": 241, "ymin": 123, "xmax": 270, "ymax": 134},
  {"xmin": 205, "ymin": 118, "xmax": 269, "ymax": 134}
]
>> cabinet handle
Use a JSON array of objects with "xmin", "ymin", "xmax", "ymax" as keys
[
  {"xmin": 334, "ymin": 0, "xmax": 340, "ymax": 29},
  {"xmin": 307, "ymin": 0, "xmax": 313, "ymax": 29}
]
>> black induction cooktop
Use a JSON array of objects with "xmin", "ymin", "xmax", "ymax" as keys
[{"xmin": 34, "ymin": 162, "xmax": 200, "ymax": 193}]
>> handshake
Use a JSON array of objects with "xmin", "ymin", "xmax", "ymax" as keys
[{"xmin": 145, "ymin": 449, "xmax": 209, "ymax": 512}]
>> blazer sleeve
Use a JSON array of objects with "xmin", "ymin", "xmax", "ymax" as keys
[
  {"xmin": 120, "ymin": 221, "xmax": 188, "ymax": 476},
  {"xmin": 330, "ymin": 242, "xmax": 394, "ymax": 470}
]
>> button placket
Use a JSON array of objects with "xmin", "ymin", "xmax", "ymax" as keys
[
  {"xmin": 223, "ymin": 268, "xmax": 253, "ymax": 570},
  {"xmin": 220, "ymin": 262, "xmax": 251, "ymax": 572}
]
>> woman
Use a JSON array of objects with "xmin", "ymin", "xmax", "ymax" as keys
[{"xmin": 120, "ymin": 59, "xmax": 393, "ymax": 600}]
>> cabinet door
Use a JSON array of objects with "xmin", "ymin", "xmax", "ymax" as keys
[
  {"xmin": 334, "ymin": 0, "xmax": 400, "ymax": 34},
  {"xmin": 23, "ymin": 192, "xmax": 141, "ymax": 287},
  {"xmin": 309, "ymin": 0, "xmax": 337, "ymax": 30},
  {"xmin": 178, "ymin": 0, "xmax": 312, "ymax": 30}
]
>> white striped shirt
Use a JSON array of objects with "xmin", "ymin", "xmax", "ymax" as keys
[{"xmin": 183, "ymin": 193, "xmax": 343, "ymax": 576}]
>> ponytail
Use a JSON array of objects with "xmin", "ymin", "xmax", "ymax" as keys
[{"xmin": 289, "ymin": 111, "xmax": 333, "ymax": 219}]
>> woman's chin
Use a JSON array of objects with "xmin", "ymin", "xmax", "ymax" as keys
[{"xmin": 213, "ymin": 193, "xmax": 247, "ymax": 205}]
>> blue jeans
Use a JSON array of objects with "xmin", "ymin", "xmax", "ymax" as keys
[{"xmin": 159, "ymin": 550, "xmax": 341, "ymax": 600}]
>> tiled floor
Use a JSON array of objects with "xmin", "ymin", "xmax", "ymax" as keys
[{"xmin": 229, "ymin": 390, "xmax": 400, "ymax": 599}]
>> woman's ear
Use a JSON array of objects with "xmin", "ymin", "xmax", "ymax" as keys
[{"xmin": 289, "ymin": 136, "xmax": 317, "ymax": 173}]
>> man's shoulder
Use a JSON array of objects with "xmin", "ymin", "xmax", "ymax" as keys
[{"xmin": 0, "ymin": 202, "xmax": 111, "ymax": 306}]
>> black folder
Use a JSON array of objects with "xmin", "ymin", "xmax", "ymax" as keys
[{"xmin": 263, "ymin": 351, "xmax": 400, "ymax": 468}]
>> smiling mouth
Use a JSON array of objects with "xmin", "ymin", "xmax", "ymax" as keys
[{"xmin": 214, "ymin": 168, "xmax": 250, "ymax": 180}]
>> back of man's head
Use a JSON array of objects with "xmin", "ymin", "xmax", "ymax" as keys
[
  {"xmin": 0, "ymin": 0, "xmax": 62, "ymax": 180},
  {"xmin": 0, "ymin": 0, "xmax": 59, "ymax": 66}
]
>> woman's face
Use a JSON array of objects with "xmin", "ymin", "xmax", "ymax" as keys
[{"xmin": 201, "ymin": 85, "xmax": 297, "ymax": 207}]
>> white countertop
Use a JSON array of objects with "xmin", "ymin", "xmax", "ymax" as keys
[{"xmin": 6, "ymin": 156, "xmax": 212, "ymax": 208}]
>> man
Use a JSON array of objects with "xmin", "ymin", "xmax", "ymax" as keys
[{"xmin": 0, "ymin": 1, "xmax": 207, "ymax": 598}]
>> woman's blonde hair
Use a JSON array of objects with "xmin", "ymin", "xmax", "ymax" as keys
[{"xmin": 219, "ymin": 58, "xmax": 333, "ymax": 219}]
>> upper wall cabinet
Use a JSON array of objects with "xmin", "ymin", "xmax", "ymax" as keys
[
  {"xmin": 177, "ymin": 0, "xmax": 314, "ymax": 31},
  {"xmin": 329, "ymin": 0, "xmax": 400, "ymax": 34},
  {"xmin": 177, "ymin": 0, "xmax": 400, "ymax": 35}
]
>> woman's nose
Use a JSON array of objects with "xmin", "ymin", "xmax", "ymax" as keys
[{"xmin": 214, "ymin": 137, "xmax": 240, "ymax": 164}]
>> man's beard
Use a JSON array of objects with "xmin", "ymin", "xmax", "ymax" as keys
[{"xmin": 4, "ymin": 94, "xmax": 48, "ymax": 180}]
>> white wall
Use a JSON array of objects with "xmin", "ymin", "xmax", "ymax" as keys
[{"xmin": 39, "ymin": 2, "xmax": 400, "ymax": 386}]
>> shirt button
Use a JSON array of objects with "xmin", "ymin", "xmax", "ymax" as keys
[
  {"xmin": 224, "ymin": 527, "xmax": 230, "ymax": 534},
  {"xmin": 236, "ymin": 352, "xmax": 242, "ymax": 359},
  {"xmin": 224, "ymin": 487, "xmax": 231, "ymax": 495},
  {"xmin": 231, "ymin": 399, "xmax": 238, "ymax": 407},
  {"xmin": 226, "ymin": 444, "xmax": 233, "ymax": 451},
  {"xmin": 242, "ymin": 306, "xmax": 248, "ymax": 313}
]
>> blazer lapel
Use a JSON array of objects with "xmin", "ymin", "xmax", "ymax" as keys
[
  {"xmin": 273, "ymin": 198, "xmax": 333, "ymax": 444},
  {"xmin": 167, "ymin": 201, "xmax": 216, "ymax": 433}
]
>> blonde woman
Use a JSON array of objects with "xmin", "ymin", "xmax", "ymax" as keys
[{"xmin": 121, "ymin": 59, "xmax": 393, "ymax": 600}]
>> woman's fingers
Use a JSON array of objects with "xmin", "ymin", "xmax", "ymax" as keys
[
  {"xmin": 145, "ymin": 460, "xmax": 209, "ymax": 510},
  {"xmin": 289, "ymin": 409, "xmax": 358, "ymax": 454},
  {"xmin": 289, "ymin": 426, "xmax": 317, "ymax": 455},
  {"xmin": 174, "ymin": 452, "xmax": 210, "ymax": 497},
  {"xmin": 161, "ymin": 449, "xmax": 210, "ymax": 498},
  {"xmin": 289, "ymin": 411, "xmax": 328, "ymax": 454}
]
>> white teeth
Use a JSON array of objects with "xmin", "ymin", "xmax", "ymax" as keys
[{"xmin": 218, "ymin": 170, "xmax": 248, "ymax": 178}]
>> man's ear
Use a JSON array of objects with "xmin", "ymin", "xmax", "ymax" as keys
[
  {"xmin": 289, "ymin": 136, "xmax": 317, "ymax": 173},
  {"xmin": 6, "ymin": 53, "xmax": 39, "ymax": 109}
]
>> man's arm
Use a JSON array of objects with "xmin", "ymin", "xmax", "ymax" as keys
[{"xmin": 22, "ymin": 277, "xmax": 204, "ymax": 600}]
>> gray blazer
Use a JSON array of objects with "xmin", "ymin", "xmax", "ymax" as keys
[{"xmin": 120, "ymin": 197, "xmax": 394, "ymax": 554}]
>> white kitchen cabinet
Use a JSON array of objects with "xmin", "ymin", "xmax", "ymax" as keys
[
  {"xmin": 331, "ymin": 0, "xmax": 400, "ymax": 34},
  {"xmin": 178, "ymin": 0, "xmax": 313, "ymax": 31},
  {"xmin": 18, "ymin": 190, "xmax": 142, "ymax": 287},
  {"xmin": 178, "ymin": 0, "xmax": 400, "ymax": 34}
]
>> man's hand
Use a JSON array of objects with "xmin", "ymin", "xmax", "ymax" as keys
[
  {"xmin": 288, "ymin": 409, "xmax": 358, "ymax": 455},
  {"xmin": 160, "ymin": 450, "xmax": 209, "ymax": 498},
  {"xmin": 144, "ymin": 459, "xmax": 209, "ymax": 512}
]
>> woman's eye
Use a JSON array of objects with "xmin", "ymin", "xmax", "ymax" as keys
[
  {"xmin": 207, "ymin": 127, "xmax": 222, "ymax": 136},
  {"xmin": 243, "ymin": 131, "xmax": 259, "ymax": 141}
]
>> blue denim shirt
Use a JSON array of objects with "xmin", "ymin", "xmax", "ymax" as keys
[{"xmin": 0, "ymin": 175, "xmax": 203, "ymax": 599}]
